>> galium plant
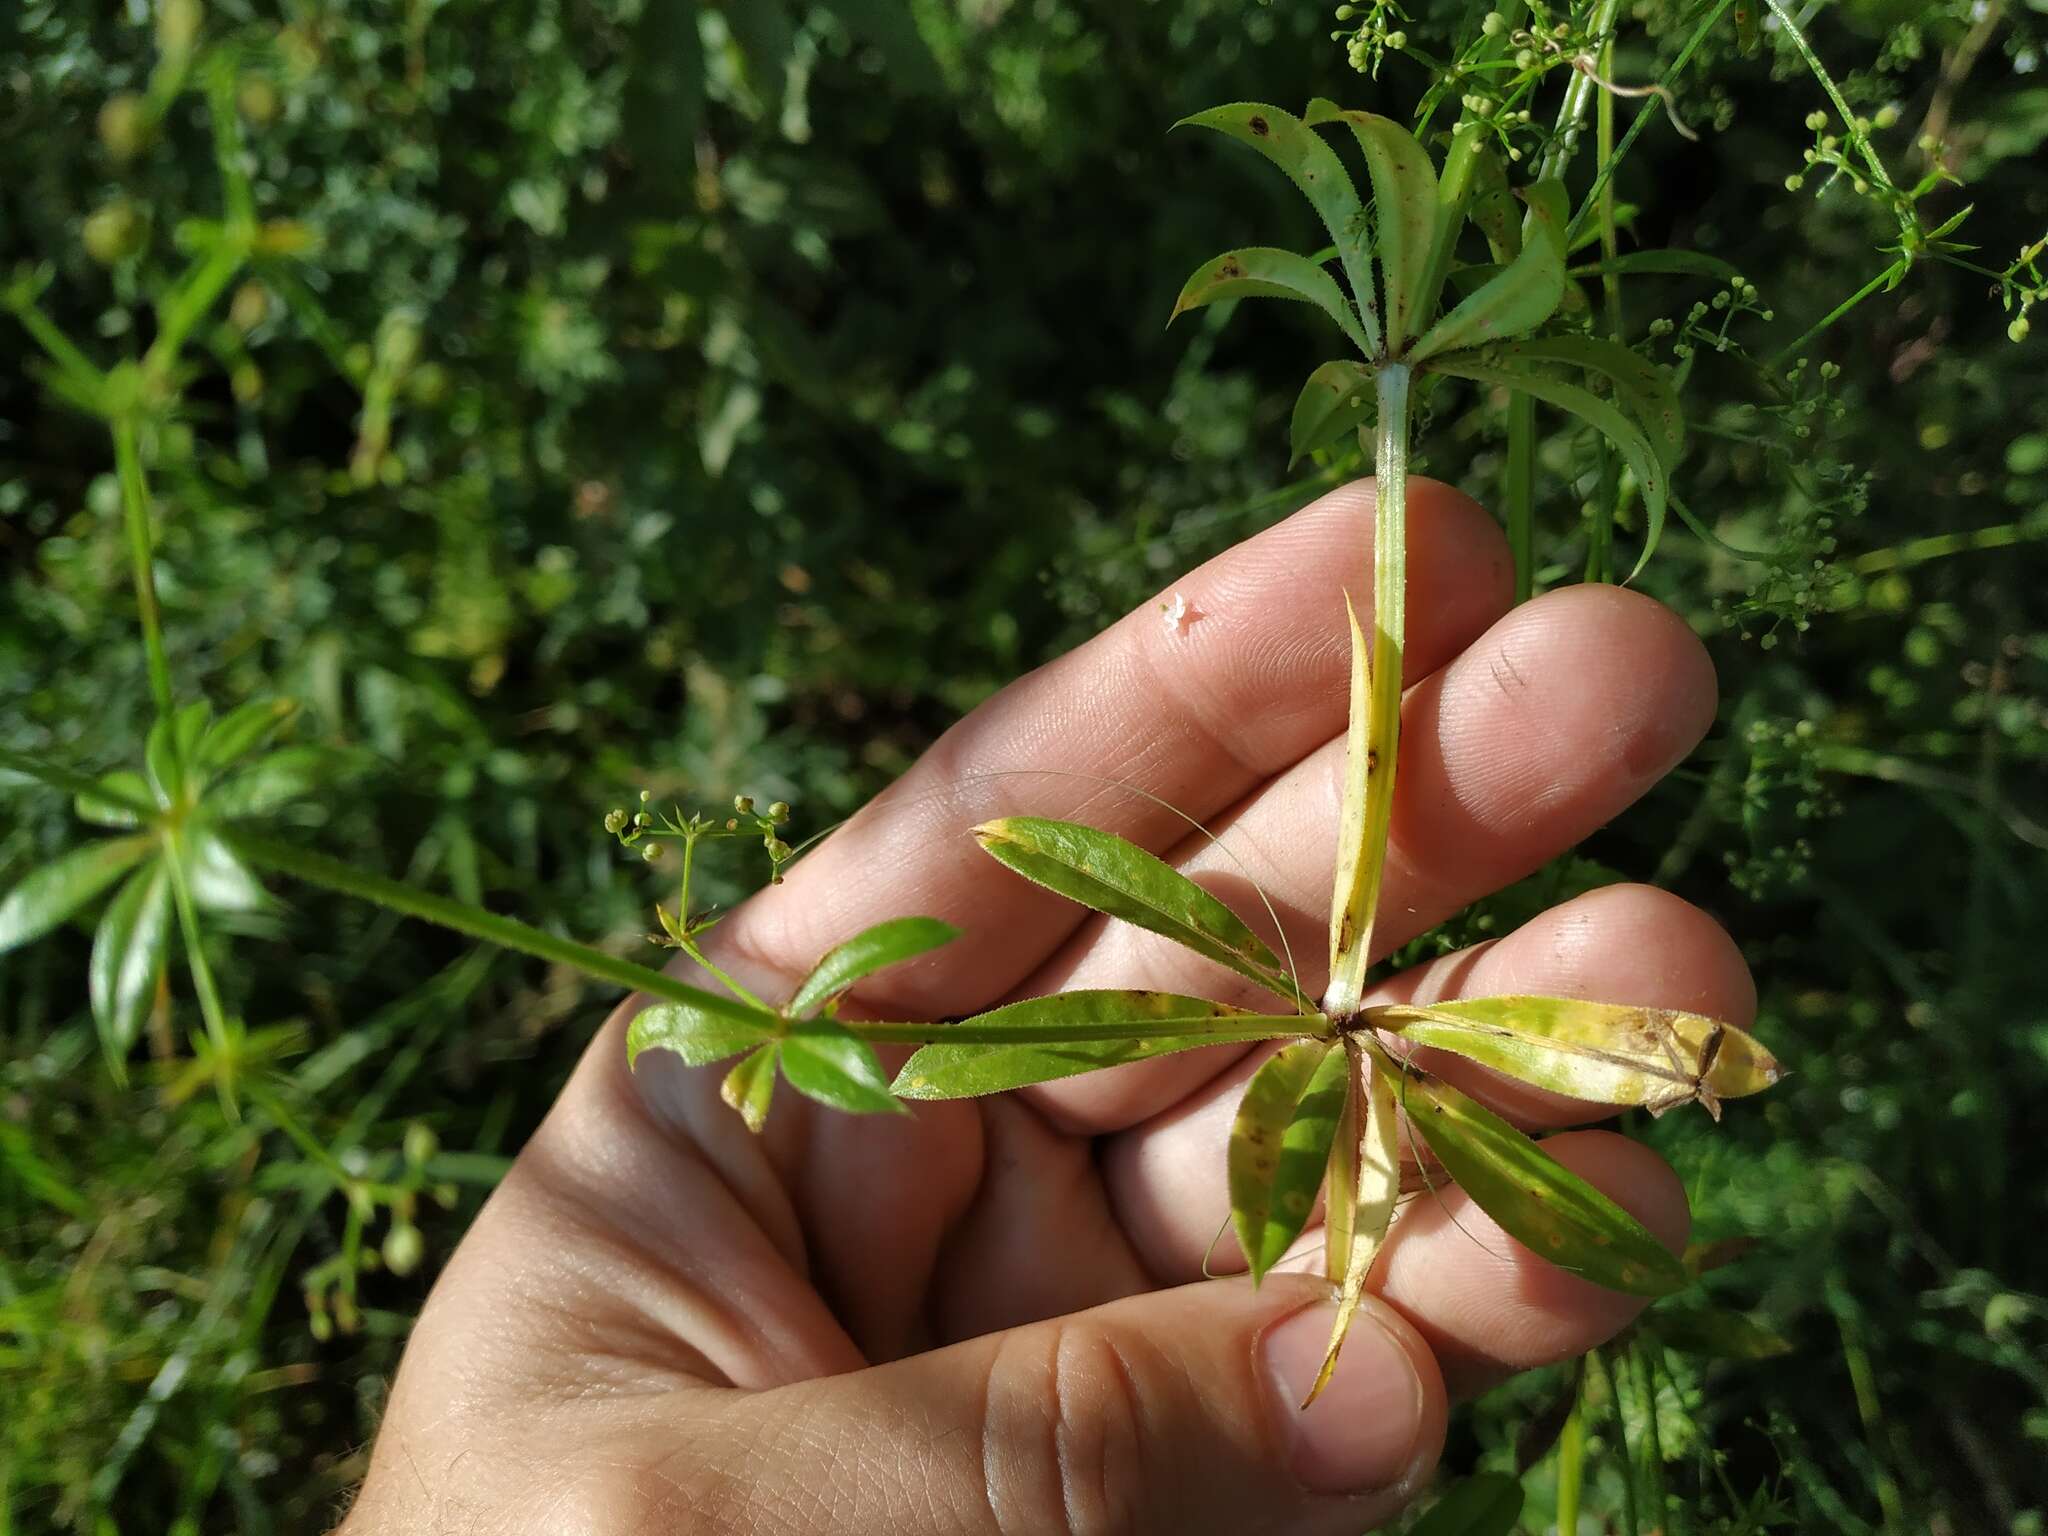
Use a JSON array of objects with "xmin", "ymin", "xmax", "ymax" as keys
[{"xmin": 616, "ymin": 97, "xmax": 1783, "ymax": 1395}]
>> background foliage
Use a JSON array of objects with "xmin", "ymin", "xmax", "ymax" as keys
[{"xmin": 2, "ymin": 0, "xmax": 2044, "ymax": 1530}]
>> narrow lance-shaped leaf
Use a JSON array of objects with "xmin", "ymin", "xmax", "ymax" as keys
[
  {"xmin": 1325, "ymin": 595, "xmax": 1378, "ymax": 1012},
  {"xmin": 90, "ymin": 860, "xmax": 171, "ymax": 1081},
  {"xmin": 1173, "ymin": 103, "xmax": 1380, "ymax": 355},
  {"xmin": 0, "ymin": 835, "xmax": 154, "ymax": 952},
  {"xmin": 1305, "ymin": 101, "xmax": 1437, "ymax": 353},
  {"xmin": 1402, "ymin": 1066, "xmax": 1688, "ymax": 1297},
  {"xmin": 1322, "ymin": 1047, "xmax": 1359, "ymax": 1286},
  {"xmin": 1289, "ymin": 360, "xmax": 1376, "ymax": 466},
  {"xmin": 1569, "ymin": 250, "xmax": 1744, "ymax": 283},
  {"xmin": 75, "ymin": 770, "xmax": 156, "ymax": 829},
  {"xmin": 1483, "ymin": 336, "xmax": 1685, "ymax": 471},
  {"xmin": 893, "ymin": 990, "xmax": 1320, "ymax": 1100},
  {"xmin": 1305, "ymin": 1041, "xmax": 1401, "ymax": 1405},
  {"xmin": 787, "ymin": 915, "xmax": 959, "ymax": 1018},
  {"xmin": 720, "ymin": 1042, "xmax": 779, "ymax": 1134},
  {"xmin": 627, "ymin": 998, "xmax": 781, "ymax": 1069},
  {"xmin": 1408, "ymin": 183, "xmax": 1567, "ymax": 363},
  {"xmin": 1229, "ymin": 1041, "xmax": 1348, "ymax": 1283},
  {"xmin": 185, "ymin": 826, "xmax": 274, "ymax": 913},
  {"xmin": 199, "ymin": 698, "xmax": 298, "ymax": 773},
  {"xmin": 779, "ymin": 1019, "xmax": 905, "ymax": 1116},
  {"xmin": 1373, "ymin": 994, "xmax": 1782, "ymax": 1118},
  {"xmin": 1169, "ymin": 247, "xmax": 1372, "ymax": 359},
  {"xmin": 1405, "ymin": 1473, "xmax": 1525, "ymax": 1536},
  {"xmin": 974, "ymin": 817, "xmax": 1302, "ymax": 1006},
  {"xmin": 1427, "ymin": 354, "xmax": 1669, "ymax": 580},
  {"xmin": 1415, "ymin": 122, "xmax": 1489, "ymax": 335}
]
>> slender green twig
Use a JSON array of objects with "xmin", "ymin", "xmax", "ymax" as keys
[
  {"xmin": 112, "ymin": 418, "xmax": 176, "ymax": 720},
  {"xmin": 1766, "ymin": 257, "xmax": 1908, "ymax": 368},
  {"xmin": 1556, "ymin": 1388, "xmax": 1587, "ymax": 1536}
]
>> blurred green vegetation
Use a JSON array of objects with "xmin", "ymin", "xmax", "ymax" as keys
[{"xmin": 1, "ymin": 0, "xmax": 2045, "ymax": 1531}]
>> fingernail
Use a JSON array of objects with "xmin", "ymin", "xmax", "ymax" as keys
[{"xmin": 1259, "ymin": 1302, "xmax": 1425, "ymax": 1495}]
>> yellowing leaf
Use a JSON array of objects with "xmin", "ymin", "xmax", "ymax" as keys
[
  {"xmin": 720, "ymin": 1041, "xmax": 779, "ymax": 1133},
  {"xmin": 1372, "ymin": 994, "xmax": 1782, "ymax": 1118},
  {"xmin": 1402, "ymin": 1066, "xmax": 1688, "ymax": 1297},
  {"xmin": 892, "ymin": 990, "xmax": 1315, "ymax": 1099},
  {"xmin": 1229, "ymin": 1041, "xmax": 1348, "ymax": 1283},
  {"xmin": 1305, "ymin": 1040, "xmax": 1401, "ymax": 1405},
  {"xmin": 974, "ymin": 817, "xmax": 1302, "ymax": 1006}
]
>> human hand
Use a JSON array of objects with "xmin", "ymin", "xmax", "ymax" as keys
[{"xmin": 340, "ymin": 478, "xmax": 1752, "ymax": 1535}]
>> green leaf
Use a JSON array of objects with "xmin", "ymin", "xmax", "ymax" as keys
[
  {"xmin": 75, "ymin": 770, "xmax": 157, "ymax": 829},
  {"xmin": 893, "ymin": 990, "xmax": 1313, "ymax": 1100},
  {"xmin": 1405, "ymin": 1472, "xmax": 1526, "ymax": 1536},
  {"xmin": 1372, "ymin": 994, "xmax": 1782, "ymax": 1118},
  {"xmin": 0, "ymin": 835, "xmax": 154, "ymax": 953},
  {"xmin": 779, "ymin": 1019, "xmax": 906, "ymax": 1116},
  {"xmin": 184, "ymin": 826, "xmax": 274, "ymax": 913},
  {"xmin": 722, "ymin": 0, "xmax": 794, "ymax": 117},
  {"xmin": 819, "ymin": 0, "xmax": 943, "ymax": 93},
  {"xmin": 974, "ymin": 817, "xmax": 1301, "ymax": 1005},
  {"xmin": 199, "ymin": 699, "xmax": 297, "ymax": 773},
  {"xmin": 1402, "ymin": 1067, "xmax": 1688, "ymax": 1297},
  {"xmin": 1289, "ymin": 360, "xmax": 1377, "ymax": 465},
  {"xmin": 90, "ymin": 860, "xmax": 171, "ymax": 1080},
  {"xmin": 787, "ymin": 915, "xmax": 959, "ymax": 1017},
  {"xmin": 1416, "ymin": 123, "xmax": 1488, "ymax": 334},
  {"xmin": 1304, "ymin": 102, "xmax": 1437, "ymax": 353},
  {"xmin": 627, "ymin": 998, "xmax": 779, "ymax": 1069},
  {"xmin": 1569, "ymin": 249, "xmax": 1743, "ymax": 283},
  {"xmin": 1169, "ymin": 247, "xmax": 1372, "ymax": 358},
  {"xmin": 720, "ymin": 1041, "xmax": 780, "ymax": 1132},
  {"xmin": 1463, "ymin": 145, "xmax": 1522, "ymax": 263},
  {"xmin": 144, "ymin": 715, "xmax": 184, "ymax": 806},
  {"xmin": 1484, "ymin": 336, "xmax": 1685, "ymax": 471},
  {"xmin": 1322, "ymin": 1055, "xmax": 1358, "ymax": 1285},
  {"xmin": 1230, "ymin": 1041, "xmax": 1348, "ymax": 1283},
  {"xmin": 1306, "ymin": 1041, "xmax": 1401, "ymax": 1404},
  {"xmin": 1174, "ymin": 103, "xmax": 1380, "ymax": 354},
  {"xmin": 1408, "ymin": 182, "xmax": 1566, "ymax": 362},
  {"xmin": 208, "ymin": 746, "xmax": 338, "ymax": 820},
  {"xmin": 1649, "ymin": 1305, "xmax": 1794, "ymax": 1361},
  {"xmin": 1426, "ymin": 352, "xmax": 1669, "ymax": 579}
]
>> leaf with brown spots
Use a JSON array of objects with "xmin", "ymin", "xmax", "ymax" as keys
[{"xmin": 1229, "ymin": 1040, "xmax": 1349, "ymax": 1283}]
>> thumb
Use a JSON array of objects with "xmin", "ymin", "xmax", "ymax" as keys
[{"xmin": 702, "ymin": 1275, "xmax": 1447, "ymax": 1536}]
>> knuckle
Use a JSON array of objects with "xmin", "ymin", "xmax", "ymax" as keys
[{"xmin": 987, "ymin": 1321, "xmax": 1156, "ymax": 1536}]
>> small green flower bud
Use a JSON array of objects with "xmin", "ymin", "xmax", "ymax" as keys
[
  {"xmin": 157, "ymin": 0, "xmax": 203, "ymax": 55},
  {"xmin": 767, "ymin": 801, "xmax": 791, "ymax": 824},
  {"xmin": 641, "ymin": 841, "xmax": 663, "ymax": 862},
  {"xmin": 764, "ymin": 836, "xmax": 792, "ymax": 861},
  {"xmin": 2009, "ymin": 316, "xmax": 2031, "ymax": 344},
  {"xmin": 604, "ymin": 808, "xmax": 627, "ymax": 834},
  {"xmin": 1784, "ymin": 174, "xmax": 1804, "ymax": 192},
  {"xmin": 639, "ymin": 789, "xmax": 652, "ymax": 802},
  {"xmin": 403, "ymin": 1122, "xmax": 438, "ymax": 1167},
  {"xmin": 82, "ymin": 200, "xmax": 148, "ymax": 266},
  {"xmin": 1482, "ymin": 10, "xmax": 1506, "ymax": 35},
  {"xmin": 382, "ymin": 1222, "xmax": 424, "ymax": 1277},
  {"xmin": 1514, "ymin": 48, "xmax": 1537, "ymax": 68},
  {"xmin": 1874, "ymin": 103, "xmax": 1900, "ymax": 130},
  {"xmin": 634, "ymin": 811, "xmax": 651, "ymax": 828},
  {"xmin": 238, "ymin": 76, "xmax": 281, "ymax": 125},
  {"xmin": 1335, "ymin": 4, "xmax": 1356, "ymax": 17},
  {"xmin": 1385, "ymin": 31, "xmax": 1406, "ymax": 48},
  {"xmin": 97, "ymin": 94, "xmax": 153, "ymax": 163},
  {"xmin": 1805, "ymin": 111, "xmax": 1828, "ymax": 132},
  {"xmin": 229, "ymin": 281, "xmax": 270, "ymax": 333},
  {"xmin": 733, "ymin": 795, "xmax": 755, "ymax": 815}
]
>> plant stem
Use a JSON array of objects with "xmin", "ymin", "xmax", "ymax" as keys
[
  {"xmin": 1851, "ymin": 514, "xmax": 2048, "ymax": 573},
  {"xmin": 163, "ymin": 831, "xmax": 237, "ymax": 1114},
  {"xmin": 1587, "ymin": 33, "xmax": 1623, "ymax": 585},
  {"xmin": 1324, "ymin": 363, "xmax": 1411, "ymax": 1018},
  {"xmin": 1556, "ymin": 1388, "xmax": 1587, "ymax": 1536},
  {"xmin": 1766, "ymin": 257, "xmax": 1907, "ymax": 369},
  {"xmin": 112, "ymin": 418, "xmax": 176, "ymax": 721},
  {"xmin": 1587, "ymin": 1347, "xmax": 1640, "ymax": 1536}
]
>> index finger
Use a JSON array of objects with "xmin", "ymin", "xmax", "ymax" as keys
[{"xmin": 709, "ymin": 477, "xmax": 1513, "ymax": 1017}]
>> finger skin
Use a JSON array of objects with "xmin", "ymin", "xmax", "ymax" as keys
[
  {"xmin": 705, "ymin": 477, "xmax": 1512, "ymax": 1020},
  {"xmin": 1022, "ymin": 586, "xmax": 1721, "ymax": 1133}
]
